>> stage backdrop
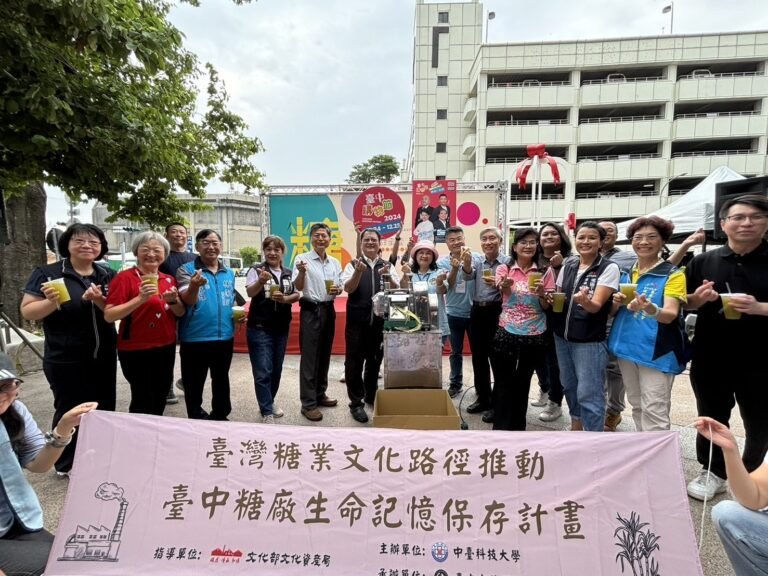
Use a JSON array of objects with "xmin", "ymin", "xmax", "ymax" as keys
[
  {"xmin": 267, "ymin": 184, "xmax": 499, "ymax": 268},
  {"xmin": 46, "ymin": 412, "xmax": 703, "ymax": 576}
]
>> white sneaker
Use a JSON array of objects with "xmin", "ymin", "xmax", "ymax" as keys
[
  {"xmin": 531, "ymin": 389, "xmax": 549, "ymax": 407},
  {"xmin": 262, "ymin": 415, "xmax": 275, "ymax": 424},
  {"xmin": 687, "ymin": 471, "xmax": 727, "ymax": 501},
  {"xmin": 273, "ymin": 406, "xmax": 284, "ymax": 418},
  {"xmin": 538, "ymin": 401, "xmax": 563, "ymax": 422}
]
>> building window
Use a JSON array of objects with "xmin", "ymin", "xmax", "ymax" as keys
[
  {"xmin": 436, "ymin": 143, "xmax": 447, "ymax": 153},
  {"xmin": 437, "ymin": 76, "xmax": 448, "ymax": 87},
  {"xmin": 436, "ymin": 109, "xmax": 448, "ymax": 120},
  {"xmin": 438, "ymin": 12, "xmax": 449, "ymax": 24},
  {"xmin": 436, "ymin": 175, "xmax": 446, "ymax": 180}
]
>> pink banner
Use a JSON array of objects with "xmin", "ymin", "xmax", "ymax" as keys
[{"xmin": 46, "ymin": 412, "xmax": 703, "ymax": 575}]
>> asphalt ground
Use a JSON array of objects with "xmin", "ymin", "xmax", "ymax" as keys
[{"xmin": 15, "ymin": 351, "xmax": 739, "ymax": 576}]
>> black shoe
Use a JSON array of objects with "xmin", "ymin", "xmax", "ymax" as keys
[
  {"xmin": 481, "ymin": 410, "xmax": 495, "ymax": 424},
  {"xmin": 448, "ymin": 386, "xmax": 463, "ymax": 398},
  {"xmin": 466, "ymin": 400, "xmax": 491, "ymax": 414},
  {"xmin": 350, "ymin": 406, "xmax": 369, "ymax": 423}
]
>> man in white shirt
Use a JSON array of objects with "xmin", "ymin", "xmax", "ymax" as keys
[{"xmin": 293, "ymin": 223, "xmax": 343, "ymax": 422}]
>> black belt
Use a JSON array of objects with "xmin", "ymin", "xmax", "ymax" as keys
[
  {"xmin": 473, "ymin": 301, "xmax": 501, "ymax": 308},
  {"xmin": 299, "ymin": 299, "xmax": 334, "ymax": 310}
]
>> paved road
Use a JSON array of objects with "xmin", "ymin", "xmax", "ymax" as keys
[{"xmin": 16, "ymin": 351, "xmax": 736, "ymax": 575}]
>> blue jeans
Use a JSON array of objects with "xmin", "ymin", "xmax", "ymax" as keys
[
  {"xmin": 713, "ymin": 500, "xmax": 768, "ymax": 576},
  {"xmin": 554, "ymin": 335, "xmax": 608, "ymax": 432},
  {"xmin": 247, "ymin": 327, "xmax": 288, "ymax": 416},
  {"xmin": 447, "ymin": 315, "xmax": 472, "ymax": 387}
]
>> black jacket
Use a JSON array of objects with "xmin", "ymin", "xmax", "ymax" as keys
[
  {"xmin": 23, "ymin": 260, "xmax": 117, "ymax": 363},
  {"xmin": 551, "ymin": 255, "xmax": 618, "ymax": 343}
]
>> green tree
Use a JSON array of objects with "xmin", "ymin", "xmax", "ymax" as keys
[
  {"xmin": 346, "ymin": 154, "xmax": 400, "ymax": 184},
  {"xmin": 0, "ymin": 0, "xmax": 264, "ymax": 324},
  {"xmin": 239, "ymin": 246, "xmax": 260, "ymax": 268}
]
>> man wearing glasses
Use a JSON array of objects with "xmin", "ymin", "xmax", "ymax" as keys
[
  {"xmin": 177, "ymin": 229, "xmax": 237, "ymax": 421},
  {"xmin": 293, "ymin": 223, "xmax": 343, "ymax": 422},
  {"xmin": 684, "ymin": 194, "xmax": 768, "ymax": 501},
  {"xmin": 159, "ymin": 222, "xmax": 196, "ymax": 406}
]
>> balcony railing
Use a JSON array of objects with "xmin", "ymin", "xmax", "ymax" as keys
[
  {"xmin": 576, "ymin": 190, "xmax": 658, "ymax": 199},
  {"xmin": 511, "ymin": 192, "xmax": 566, "ymax": 199},
  {"xmin": 678, "ymin": 71, "xmax": 759, "ymax": 80},
  {"xmin": 674, "ymin": 110, "xmax": 758, "ymax": 119},
  {"xmin": 671, "ymin": 149, "xmax": 756, "ymax": 158},
  {"xmin": 579, "ymin": 114, "xmax": 663, "ymax": 124},
  {"xmin": 578, "ymin": 153, "xmax": 661, "ymax": 162},
  {"xmin": 487, "ymin": 157, "xmax": 525, "ymax": 164},
  {"xmin": 489, "ymin": 80, "xmax": 571, "ymax": 88},
  {"xmin": 581, "ymin": 76, "xmax": 664, "ymax": 85},
  {"xmin": 488, "ymin": 119, "xmax": 569, "ymax": 126}
]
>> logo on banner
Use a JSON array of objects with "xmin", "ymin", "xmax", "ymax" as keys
[
  {"xmin": 434, "ymin": 570, "xmax": 448, "ymax": 576},
  {"xmin": 431, "ymin": 542, "xmax": 449, "ymax": 563}
]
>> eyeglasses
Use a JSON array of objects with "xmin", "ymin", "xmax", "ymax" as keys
[
  {"xmin": 725, "ymin": 213, "xmax": 768, "ymax": 224},
  {"xmin": 0, "ymin": 379, "xmax": 21, "ymax": 395},
  {"xmin": 516, "ymin": 241, "xmax": 538, "ymax": 247},
  {"xmin": 71, "ymin": 239, "xmax": 101, "ymax": 247},
  {"xmin": 631, "ymin": 234, "xmax": 661, "ymax": 242},
  {"xmin": 199, "ymin": 240, "xmax": 221, "ymax": 247}
]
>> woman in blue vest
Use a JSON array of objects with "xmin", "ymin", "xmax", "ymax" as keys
[
  {"xmin": 0, "ymin": 352, "xmax": 96, "ymax": 576},
  {"xmin": 608, "ymin": 216, "xmax": 688, "ymax": 431},
  {"xmin": 550, "ymin": 221, "xmax": 620, "ymax": 432}
]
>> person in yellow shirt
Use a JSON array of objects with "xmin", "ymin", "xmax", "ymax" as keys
[{"xmin": 608, "ymin": 216, "xmax": 688, "ymax": 431}]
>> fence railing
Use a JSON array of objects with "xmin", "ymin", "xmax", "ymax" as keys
[
  {"xmin": 671, "ymin": 149, "xmax": 756, "ymax": 158},
  {"xmin": 489, "ymin": 80, "xmax": 571, "ymax": 88},
  {"xmin": 488, "ymin": 119, "xmax": 569, "ymax": 126},
  {"xmin": 581, "ymin": 76, "xmax": 664, "ymax": 85},
  {"xmin": 579, "ymin": 114, "xmax": 663, "ymax": 124},
  {"xmin": 486, "ymin": 157, "xmax": 525, "ymax": 164},
  {"xmin": 578, "ymin": 153, "xmax": 661, "ymax": 162},
  {"xmin": 678, "ymin": 71, "xmax": 759, "ymax": 80},
  {"xmin": 576, "ymin": 190, "xmax": 658, "ymax": 199},
  {"xmin": 674, "ymin": 110, "xmax": 758, "ymax": 119}
]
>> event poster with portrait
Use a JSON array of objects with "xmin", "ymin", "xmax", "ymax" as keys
[
  {"xmin": 412, "ymin": 180, "xmax": 457, "ymax": 243},
  {"xmin": 268, "ymin": 183, "xmax": 498, "ymax": 266}
]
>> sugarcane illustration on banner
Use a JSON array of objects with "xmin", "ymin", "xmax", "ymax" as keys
[{"xmin": 513, "ymin": 143, "xmax": 566, "ymax": 229}]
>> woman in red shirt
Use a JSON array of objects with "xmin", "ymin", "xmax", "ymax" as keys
[{"xmin": 105, "ymin": 232, "xmax": 186, "ymax": 415}]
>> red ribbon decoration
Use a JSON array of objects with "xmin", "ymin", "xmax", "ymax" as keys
[{"xmin": 514, "ymin": 143, "xmax": 562, "ymax": 189}]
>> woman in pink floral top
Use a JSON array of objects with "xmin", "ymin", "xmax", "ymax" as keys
[{"xmin": 490, "ymin": 227, "xmax": 555, "ymax": 431}]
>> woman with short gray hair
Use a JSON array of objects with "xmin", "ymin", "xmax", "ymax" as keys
[{"xmin": 104, "ymin": 230, "xmax": 185, "ymax": 415}]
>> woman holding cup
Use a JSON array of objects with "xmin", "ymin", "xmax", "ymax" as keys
[
  {"xmin": 550, "ymin": 221, "xmax": 620, "ymax": 432},
  {"xmin": 490, "ymin": 227, "xmax": 554, "ymax": 430},
  {"xmin": 21, "ymin": 223, "xmax": 116, "ymax": 476},
  {"xmin": 532, "ymin": 222, "xmax": 573, "ymax": 421},
  {"xmin": 607, "ymin": 216, "xmax": 687, "ymax": 431},
  {"xmin": 104, "ymin": 231, "xmax": 185, "ymax": 415},
  {"xmin": 400, "ymin": 240, "xmax": 450, "ymax": 345},
  {"xmin": 245, "ymin": 236, "xmax": 300, "ymax": 424}
]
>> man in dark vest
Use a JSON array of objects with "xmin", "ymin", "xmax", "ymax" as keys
[{"xmin": 341, "ymin": 228, "xmax": 400, "ymax": 423}]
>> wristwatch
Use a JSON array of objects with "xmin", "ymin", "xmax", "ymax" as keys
[{"xmin": 45, "ymin": 428, "xmax": 75, "ymax": 449}]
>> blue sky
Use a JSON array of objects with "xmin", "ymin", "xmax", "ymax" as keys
[{"xmin": 46, "ymin": 0, "xmax": 768, "ymax": 226}]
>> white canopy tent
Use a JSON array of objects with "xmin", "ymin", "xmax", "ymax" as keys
[{"xmin": 616, "ymin": 166, "xmax": 745, "ymax": 238}]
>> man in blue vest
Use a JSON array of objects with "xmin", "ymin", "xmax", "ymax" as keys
[
  {"xmin": 177, "ymin": 229, "xmax": 237, "ymax": 421},
  {"xmin": 341, "ymin": 228, "xmax": 400, "ymax": 423}
]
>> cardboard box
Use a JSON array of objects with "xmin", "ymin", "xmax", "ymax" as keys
[
  {"xmin": 383, "ymin": 332, "xmax": 442, "ymax": 389},
  {"xmin": 373, "ymin": 389, "xmax": 460, "ymax": 430}
]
